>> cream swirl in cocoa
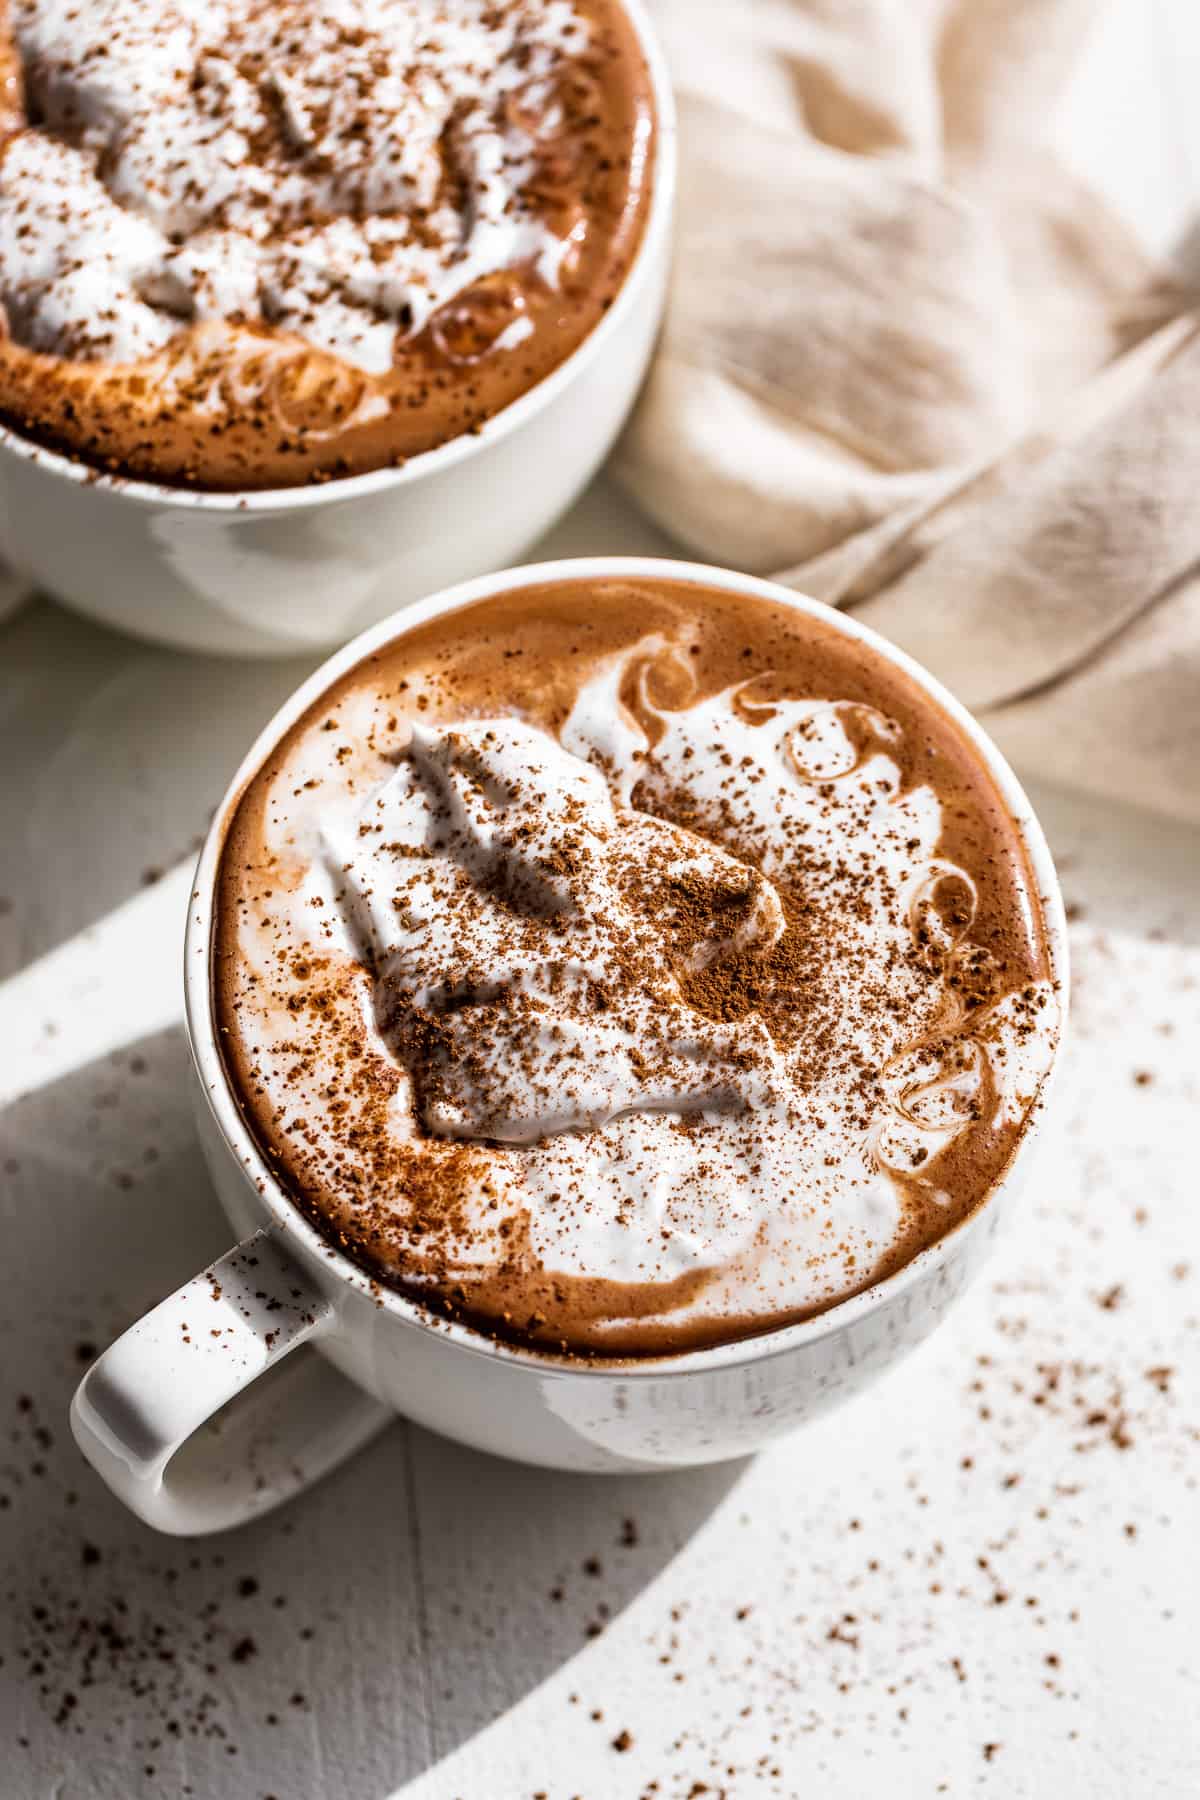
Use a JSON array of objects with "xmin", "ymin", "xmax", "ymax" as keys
[
  {"xmin": 214, "ymin": 577, "xmax": 1060, "ymax": 1356},
  {"xmin": 0, "ymin": 0, "xmax": 653, "ymax": 485},
  {"xmin": 331, "ymin": 718, "xmax": 791, "ymax": 1145}
]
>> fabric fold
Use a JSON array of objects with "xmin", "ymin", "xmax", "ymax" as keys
[{"xmin": 618, "ymin": 0, "xmax": 1198, "ymax": 821}]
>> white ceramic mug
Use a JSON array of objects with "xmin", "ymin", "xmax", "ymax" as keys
[
  {"xmin": 0, "ymin": 3, "xmax": 674, "ymax": 659},
  {"xmin": 70, "ymin": 557, "xmax": 1070, "ymax": 1535}
]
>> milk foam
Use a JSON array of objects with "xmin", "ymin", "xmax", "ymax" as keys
[
  {"xmin": 0, "ymin": 0, "xmax": 590, "ymax": 370},
  {"xmin": 251, "ymin": 651, "xmax": 1058, "ymax": 1332}
]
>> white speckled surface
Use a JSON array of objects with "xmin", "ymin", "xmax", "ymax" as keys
[{"xmin": 2, "ymin": 4, "xmax": 1198, "ymax": 1793}]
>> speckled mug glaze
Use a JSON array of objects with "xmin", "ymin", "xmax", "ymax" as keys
[{"xmin": 70, "ymin": 558, "xmax": 1068, "ymax": 1534}]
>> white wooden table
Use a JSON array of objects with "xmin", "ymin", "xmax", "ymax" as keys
[{"xmin": 2, "ymin": 5, "xmax": 1198, "ymax": 1795}]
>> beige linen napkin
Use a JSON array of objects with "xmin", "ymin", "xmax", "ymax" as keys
[{"xmin": 618, "ymin": 0, "xmax": 1200, "ymax": 823}]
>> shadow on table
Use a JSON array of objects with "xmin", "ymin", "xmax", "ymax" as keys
[
  {"xmin": 1026, "ymin": 778, "xmax": 1200, "ymax": 949},
  {"xmin": 0, "ymin": 598, "xmax": 316, "ymax": 970},
  {"xmin": 0, "ymin": 1025, "xmax": 747, "ymax": 1800}
]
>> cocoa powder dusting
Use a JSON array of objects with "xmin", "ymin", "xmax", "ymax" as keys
[{"xmin": 214, "ymin": 576, "xmax": 1059, "ymax": 1359}]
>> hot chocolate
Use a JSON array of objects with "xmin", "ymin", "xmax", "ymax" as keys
[
  {"xmin": 213, "ymin": 574, "xmax": 1061, "ymax": 1357},
  {"xmin": 0, "ymin": 0, "xmax": 653, "ymax": 488}
]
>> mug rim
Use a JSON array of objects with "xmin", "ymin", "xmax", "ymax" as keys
[
  {"xmin": 184, "ymin": 555, "xmax": 1070, "ymax": 1381},
  {"xmin": 0, "ymin": 0, "xmax": 676, "ymax": 515}
]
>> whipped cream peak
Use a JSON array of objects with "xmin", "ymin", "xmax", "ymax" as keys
[
  {"xmin": 324, "ymin": 717, "xmax": 791, "ymax": 1145},
  {"xmin": 0, "ymin": 0, "xmax": 595, "ymax": 370}
]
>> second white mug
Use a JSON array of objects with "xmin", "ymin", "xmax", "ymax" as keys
[
  {"xmin": 70, "ymin": 556, "xmax": 1069, "ymax": 1535},
  {"xmin": 0, "ymin": 0, "xmax": 676, "ymax": 658}
]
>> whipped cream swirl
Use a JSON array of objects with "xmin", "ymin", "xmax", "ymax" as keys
[
  {"xmin": 326, "ymin": 719, "xmax": 789, "ymax": 1144},
  {"xmin": 0, "ymin": 0, "xmax": 591, "ymax": 369}
]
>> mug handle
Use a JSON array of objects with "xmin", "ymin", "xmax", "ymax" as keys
[{"xmin": 69, "ymin": 1227, "xmax": 393, "ymax": 1536}]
